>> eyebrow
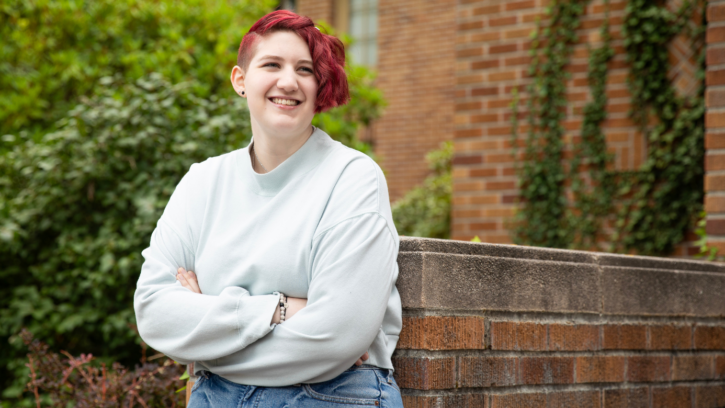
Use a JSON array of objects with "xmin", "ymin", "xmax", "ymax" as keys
[{"xmin": 258, "ymin": 55, "xmax": 313, "ymax": 65}]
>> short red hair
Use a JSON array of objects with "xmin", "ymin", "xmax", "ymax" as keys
[{"xmin": 237, "ymin": 10, "xmax": 350, "ymax": 113}]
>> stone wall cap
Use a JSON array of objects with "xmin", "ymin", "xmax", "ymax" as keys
[{"xmin": 399, "ymin": 236, "xmax": 725, "ymax": 273}]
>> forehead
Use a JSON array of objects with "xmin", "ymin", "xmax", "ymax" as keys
[{"xmin": 251, "ymin": 30, "xmax": 312, "ymax": 63}]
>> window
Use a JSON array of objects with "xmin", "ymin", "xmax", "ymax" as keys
[
  {"xmin": 279, "ymin": 0, "xmax": 296, "ymax": 12},
  {"xmin": 348, "ymin": 0, "xmax": 377, "ymax": 67}
]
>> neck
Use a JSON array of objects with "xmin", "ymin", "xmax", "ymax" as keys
[{"xmin": 250, "ymin": 121, "xmax": 315, "ymax": 174}]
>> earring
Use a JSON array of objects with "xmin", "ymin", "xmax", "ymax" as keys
[{"xmin": 241, "ymin": 91, "xmax": 245, "ymax": 95}]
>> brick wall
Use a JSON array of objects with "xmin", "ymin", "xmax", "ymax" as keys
[
  {"xmin": 297, "ymin": 0, "xmax": 702, "ymax": 252},
  {"xmin": 297, "ymin": 0, "xmax": 333, "ymax": 25},
  {"xmin": 373, "ymin": 0, "xmax": 457, "ymax": 200},
  {"xmin": 708, "ymin": 1, "xmax": 725, "ymax": 254},
  {"xmin": 394, "ymin": 237, "xmax": 725, "ymax": 408},
  {"xmin": 452, "ymin": 0, "xmax": 701, "ymax": 254}
]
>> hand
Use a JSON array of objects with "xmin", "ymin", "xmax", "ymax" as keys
[
  {"xmin": 177, "ymin": 267, "xmax": 201, "ymax": 294},
  {"xmin": 355, "ymin": 352, "xmax": 369, "ymax": 366}
]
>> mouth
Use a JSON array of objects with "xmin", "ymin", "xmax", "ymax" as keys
[{"xmin": 269, "ymin": 97, "xmax": 301, "ymax": 107}]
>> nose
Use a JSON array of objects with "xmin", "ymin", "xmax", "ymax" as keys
[{"xmin": 276, "ymin": 66, "xmax": 299, "ymax": 93}]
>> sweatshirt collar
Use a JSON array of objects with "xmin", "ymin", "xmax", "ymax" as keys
[{"xmin": 236, "ymin": 126, "xmax": 335, "ymax": 196}]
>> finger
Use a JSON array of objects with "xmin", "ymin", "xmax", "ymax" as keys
[
  {"xmin": 177, "ymin": 272, "xmax": 191, "ymax": 289},
  {"xmin": 355, "ymin": 358, "xmax": 363, "ymax": 366},
  {"xmin": 184, "ymin": 270, "xmax": 202, "ymax": 293},
  {"xmin": 361, "ymin": 352, "xmax": 369, "ymax": 361}
]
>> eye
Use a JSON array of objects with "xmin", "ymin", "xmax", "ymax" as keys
[
  {"xmin": 299, "ymin": 67, "xmax": 314, "ymax": 74},
  {"xmin": 263, "ymin": 62, "xmax": 280, "ymax": 68}
]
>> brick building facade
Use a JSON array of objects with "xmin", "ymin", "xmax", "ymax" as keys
[{"xmin": 297, "ymin": 0, "xmax": 711, "ymax": 255}]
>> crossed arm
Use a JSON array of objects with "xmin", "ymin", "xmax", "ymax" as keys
[{"xmin": 175, "ymin": 267, "xmax": 370, "ymax": 366}]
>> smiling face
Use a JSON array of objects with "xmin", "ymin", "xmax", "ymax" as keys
[{"xmin": 231, "ymin": 30, "xmax": 318, "ymax": 141}]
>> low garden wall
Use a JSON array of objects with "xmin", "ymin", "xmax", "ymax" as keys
[{"xmin": 393, "ymin": 237, "xmax": 725, "ymax": 407}]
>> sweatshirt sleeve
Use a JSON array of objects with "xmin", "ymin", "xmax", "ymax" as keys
[
  {"xmin": 133, "ymin": 165, "xmax": 280, "ymax": 363},
  {"xmin": 206, "ymin": 211, "xmax": 398, "ymax": 385}
]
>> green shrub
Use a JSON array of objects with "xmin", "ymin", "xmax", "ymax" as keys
[
  {"xmin": 0, "ymin": 73, "xmax": 252, "ymax": 402},
  {"xmin": 392, "ymin": 141, "xmax": 453, "ymax": 239},
  {"xmin": 0, "ymin": 0, "xmax": 275, "ymax": 142}
]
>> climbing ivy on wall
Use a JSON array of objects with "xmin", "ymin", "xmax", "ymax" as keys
[
  {"xmin": 568, "ymin": 6, "xmax": 615, "ymax": 250},
  {"xmin": 511, "ymin": 0, "xmax": 706, "ymax": 256},
  {"xmin": 511, "ymin": 0, "xmax": 586, "ymax": 248}
]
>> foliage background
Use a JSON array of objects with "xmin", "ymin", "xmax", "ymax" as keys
[{"xmin": 0, "ymin": 1, "xmax": 387, "ymax": 405}]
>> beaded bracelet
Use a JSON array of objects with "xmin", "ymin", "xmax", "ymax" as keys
[{"xmin": 279, "ymin": 292, "xmax": 288, "ymax": 323}]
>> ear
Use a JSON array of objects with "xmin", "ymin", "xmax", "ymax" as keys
[{"xmin": 230, "ymin": 65, "xmax": 246, "ymax": 96}]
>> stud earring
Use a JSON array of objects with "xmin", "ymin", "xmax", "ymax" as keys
[{"xmin": 241, "ymin": 91, "xmax": 245, "ymax": 95}]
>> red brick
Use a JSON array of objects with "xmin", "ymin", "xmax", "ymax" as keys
[
  {"xmin": 709, "ymin": 3, "xmax": 725, "ymax": 23},
  {"xmin": 457, "ymin": 47, "xmax": 484, "ymax": 58},
  {"xmin": 455, "ymin": 128, "xmax": 483, "ymax": 138},
  {"xmin": 695, "ymin": 385, "xmax": 725, "ymax": 408},
  {"xmin": 397, "ymin": 316, "xmax": 485, "ymax": 350},
  {"xmin": 456, "ymin": 101, "xmax": 483, "ymax": 111},
  {"xmin": 489, "ymin": 16, "xmax": 517, "ymax": 27},
  {"xmin": 652, "ymin": 387, "xmax": 692, "ymax": 408},
  {"xmin": 402, "ymin": 396, "xmax": 438, "ymax": 408},
  {"xmin": 717, "ymin": 356, "xmax": 725, "ymax": 379},
  {"xmin": 576, "ymin": 356, "xmax": 625, "ymax": 383},
  {"xmin": 673, "ymin": 355, "xmax": 714, "ymax": 381},
  {"xmin": 649, "ymin": 325, "xmax": 692, "ymax": 350},
  {"xmin": 604, "ymin": 388, "xmax": 649, "ymax": 408},
  {"xmin": 490, "ymin": 321, "xmax": 546, "ymax": 350},
  {"xmin": 706, "ymin": 111, "xmax": 725, "ymax": 128},
  {"xmin": 453, "ymin": 154, "xmax": 483, "ymax": 165},
  {"xmin": 707, "ymin": 132, "xmax": 725, "ymax": 149},
  {"xmin": 602, "ymin": 325, "xmax": 647, "ymax": 350},
  {"xmin": 626, "ymin": 356, "xmax": 671, "ymax": 382},
  {"xmin": 707, "ymin": 88, "xmax": 725, "ymax": 108},
  {"xmin": 708, "ymin": 26, "xmax": 725, "ymax": 44},
  {"xmin": 706, "ymin": 153, "xmax": 725, "ymax": 171},
  {"xmin": 707, "ymin": 219, "xmax": 725, "ymax": 235},
  {"xmin": 705, "ymin": 195, "xmax": 725, "ymax": 213},
  {"xmin": 471, "ymin": 168, "xmax": 497, "ymax": 178},
  {"xmin": 403, "ymin": 394, "xmax": 488, "ymax": 408},
  {"xmin": 471, "ymin": 59, "xmax": 501, "ymax": 70},
  {"xmin": 391, "ymin": 357, "xmax": 456, "ymax": 390},
  {"xmin": 471, "ymin": 114, "xmax": 499, "ymax": 123},
  {"xmin": 520, "ymin": 357, "xmax": 574, "ymax": 385},
  {"xmin": 706, "ymin": 174, "xmax": 725, "ymax": 191},
  {"xmin": 549, "ymin": 324, "xmax": 600, "ymax": 351},
  {"xmin": 505, "ymin": 0, "xmax": 535, "ymax": 11},
  {"xmin": 548, "ymin": 391, "xmax": 601, "ymax": 408},
  {"xmin": 695, "ymin": 326, "xmax": 725, "ymax": 349},
  {"xmin": 472, "ymin": 5, "xmax": 500, "ymax": 15},
  {"xmin": 458, "ymin": 21, "xmax": 484, "ymax": 31},
  {"xmin": 708, "ymin": 47, "xmax": 725, "ymax": 66},
  {"xmin": 491, "ymin": 393, "xmax": 546, "ymax": 408},
  {"xmin": 710, "ymin": 69, "xmax": 725, "ymax": 86},
  {"xmin": 471, "ymin": 86, "xmax": 499, "ymax": 97},
  {"xmin": 459, "ymin": 357, "xmax": 518, "ymax": 388},
  {"xmin": 489, "ymin": 44, "xmax": 518, "ymax": 54},
  {"xmin": 486, "ymin": 181, "xmax": 516, "ymax": 190}
]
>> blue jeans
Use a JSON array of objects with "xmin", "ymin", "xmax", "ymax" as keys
[{"xmin": 188, "ymin": 364, "xmax": 404, "ymax": 408}]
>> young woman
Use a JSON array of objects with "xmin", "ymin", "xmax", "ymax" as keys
[{"xmin": 133, "ymin": 10, "xmax": 404, "ymax": 407}]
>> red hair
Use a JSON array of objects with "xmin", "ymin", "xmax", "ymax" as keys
[{"xmin": 237, "ymin": 10, "xmax": 350, "ymax": 113}]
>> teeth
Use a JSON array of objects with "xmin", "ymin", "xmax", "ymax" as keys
[{"xmin": 272, "ymin": 98, "xmax": 299, "ymax": 106}]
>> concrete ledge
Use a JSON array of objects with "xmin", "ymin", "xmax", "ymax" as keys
[{"xmin": 397, "ymin": 237, "xmax": 725, "ymax": 317}]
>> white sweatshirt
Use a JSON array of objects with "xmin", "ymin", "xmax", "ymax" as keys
[{"xmin": 133, "ymin": 127, "xmax": 402, "ymax": 386}]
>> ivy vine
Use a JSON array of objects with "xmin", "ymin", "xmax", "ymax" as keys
[
  {"xmin": 568, "ymin": 3, "xmax": 615, "ymax": 250},
  {"xmin": 511, "ymin": 0, "xmax": 586, "ymax": 248},
  {"xmin": 511, "ymin": 0, "xmax": 706, "ymax": 256}
]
